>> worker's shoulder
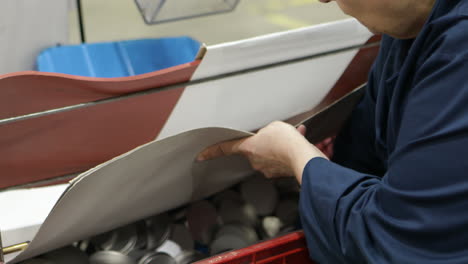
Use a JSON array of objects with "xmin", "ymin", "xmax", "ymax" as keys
[
  {"xmin": 454, "ymin": 0, "xmax": 468, "ymax": 16},
  {"xmin": 425, "ymin": 2, "xmax": 468, "ymax": 58},
  {"xmin": 430, "ymin": 0, "xmax": 468, "ymax": 26},
  {"xmin": 435, "ymin": 0, "xmax": 468, "ymax": 17}
]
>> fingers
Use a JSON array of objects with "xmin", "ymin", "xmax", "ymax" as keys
[
  {"xmin": 315, "ymin": 136, "xmax": 335, "ymax": 158},
  {"xmin": 315, "ymin": 141, "xmax": 325, "ymax": 150},
  {"xmin": 323, "ymin": 137, "xmax": 333, "ymax": 145},
  {"xmin": 296, "ymin": 124, "xmax": 307, "ymax": 136},
  {"xmin": 197, "ymin": 138, "xmax": 246, "ymax": 161},
  {"xmin": 249, "ymin": 157, "xmax": 294, "ymax": 179}
]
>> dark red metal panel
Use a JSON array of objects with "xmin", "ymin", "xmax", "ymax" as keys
[{"xmin": 0, "ymin": 61, "xmax": 200, "ymax": 189}]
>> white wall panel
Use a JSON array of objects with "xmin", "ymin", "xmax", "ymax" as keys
[{"xmin": 0, "ymin": 0, "xmax": 69, "ymax": 74}]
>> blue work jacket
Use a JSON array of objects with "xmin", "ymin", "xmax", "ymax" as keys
[{"xmin": 300, "ymin": 0, "xmax": 468, "ymax": 263}]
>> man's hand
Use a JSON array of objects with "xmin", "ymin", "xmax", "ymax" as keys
[
  {"xmin": 297, "ymin": 125, "xmax": 335, "ymax": 159},
  {"xmin": 197, "ymin": 121, "xmax": 327, "ymax": 184}
]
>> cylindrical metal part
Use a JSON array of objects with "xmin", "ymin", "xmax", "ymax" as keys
[
  {"xmin": 41, "ymin": 246, "xmax": 89, "ymax": 264},
  {"xmin": 214, "ymin": 225, "xmax": 258, "ymax": 245},
  {"xmin": 275, "ymin": 199, "xmax": 299, "ymax": 227},
  {"xmin": 261, "ymin": 216, "xmax": 282, "ymax": 239},
  {"xmin": 156, "ymin": 240, "xmax": 182, "ymax": 259},
  {"xmin": 210, "ymin": 224, "xmax": 258, "ymax": 255},
  {"xmin": 138, "ymin": 252, "xmax": 176, "ymax": 264},
  {"xmin": 186, "ymin": 201, "xmax": 219, "ymax": 245},
  {"xmin": 174, "ymin": 251, "xmax": 206, "ymax": 264},
  {"xmin": 89, "ymin": 251, "xmax": 136, "ymax": 264},
  {"xmin": 241, "ymin": 176, "xmax": 279, "ymax": 216},
  {"xmin": 212, "ymin": 190, "xmax": 243, "ymax": 208},
  {"xmin": 218, "ymin": 199, "xmax": 257, "ymax": 227},
  {"xmin": 91, "ymin": 223, "xmax": 144, "ymax": 254},
  {"xmin": 169, "ymin": 207, "xmax": 188, "ymax": 222},
  {"xmin": 169, "ymin": 224, "xmax": 194, "ymax": 251},
  {"xmin": 146, "ymin": 213, "xmax": 171, "ymax": 250},
  {"xmin": 209, "ymin": 235, "xmax": 249, "ymax": 255}
]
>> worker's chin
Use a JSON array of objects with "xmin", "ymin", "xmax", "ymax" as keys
[
  {"xmin": 368, "ymin": 28, "xmax": 381, "ymax": 35},
  {"xmin": 363, "ymin": 25, "xmax": 381, "ymax": 35},
  {"xmin": 354, "ymin": 19, "xmax": 381, "ymax": 35},
  {"xmin": 363, "ymin": 24, "xmax": 416, "ymax": 39}
]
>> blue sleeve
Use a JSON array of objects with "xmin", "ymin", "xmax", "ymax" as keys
[
  {"xmin": 331, "ymin": 80, "xmax": 385, "ymax": 176},
  {"xmin": 331, "ymin": 37, "xmax": 392, "ymax": 176},
  {"xmin": 300, "ymin": 30, "xmax": 468, "ymax": 263}
]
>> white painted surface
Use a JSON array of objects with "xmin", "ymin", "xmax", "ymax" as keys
[
  {"xmin": 157, "ymin": 19, "xmax": 371, "ymax": 139},
  {"xmin": 0, "ymin": 184, "xmax": 69, "ymax": 262},
  {"xmin": 0, "ymin": 0, "xmax": 69, "ymax": 74},
  {"xmin": 157, "ymin": 50, "xmax": 357, "ymax": 139},
  {"xmin": 190, "ymin": 18, "xmax": 370, "ymax": 80}
]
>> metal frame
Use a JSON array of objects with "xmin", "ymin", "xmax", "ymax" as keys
[{"xmin": 77, "ymin": 0, "xmax": 86, "ymax": 43}]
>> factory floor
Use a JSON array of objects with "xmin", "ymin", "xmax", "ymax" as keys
[{"xmin": 69, "ymin": 0, "xmax": 349, "ymax": 45}]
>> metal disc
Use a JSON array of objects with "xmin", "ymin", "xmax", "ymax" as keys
[{"xmin": 89, "ymin": 251, "xmax": 136, "ymax": 264}]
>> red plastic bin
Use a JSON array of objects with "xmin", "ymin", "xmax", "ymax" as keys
[{"xmin": 194, "ymin": 231, "xmax": 315, "ymax": 264}]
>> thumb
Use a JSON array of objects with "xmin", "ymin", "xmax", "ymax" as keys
[
  {"xmin": 197, "ymin": 138, "xmax": 247, "ymax": 161},
  {"xmin": 296, "ymin": 124, "xmax": 307, "ymax": 136}
]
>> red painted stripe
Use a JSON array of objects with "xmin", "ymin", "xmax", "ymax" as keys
[{"xmin": 0, "ymin": 61, "xmax": 200, "ymax": 189}]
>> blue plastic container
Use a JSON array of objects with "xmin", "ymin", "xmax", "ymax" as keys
[{"xmin": 36, "ymin": 37, "xmax": 201, "ymax": 78}]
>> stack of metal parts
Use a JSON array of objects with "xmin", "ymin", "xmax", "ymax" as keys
[{"xmin": 19, "ymin": 175, "xmax": 300, "ymax": 264}]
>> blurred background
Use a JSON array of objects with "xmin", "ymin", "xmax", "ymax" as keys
[
  {"xmin": 70, "ymin": 0, "xmax": 348, "ymax": 43},
  {"xmin": 0, "ymin": 0, "xmax": 349, "ymax": 74}
]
